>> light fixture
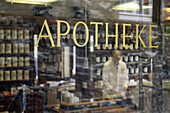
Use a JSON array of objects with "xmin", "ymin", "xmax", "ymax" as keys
[
  {"xmin": 164, "ymin": 8, "xmax": 170, "ymax": 13},
  {"xmin": 165, "ymin": 16, "xmax": 170, "ymax": 21},
  {"xmin": 112, "ymin": 1, "xmax": 152, "ymax": 11},
  {"xmin": 6, "ymin": 0, "xmax": 61, "ymax": 6}
]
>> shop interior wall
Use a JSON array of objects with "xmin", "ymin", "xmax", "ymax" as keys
[{"xmin": 0, "ymin": 0, "xmax": 119, "ymax": 20}]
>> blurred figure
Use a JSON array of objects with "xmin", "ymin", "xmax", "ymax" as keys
[{"xmin": 102, "ymin": 50, "xmax": 128, "ymax": 99}]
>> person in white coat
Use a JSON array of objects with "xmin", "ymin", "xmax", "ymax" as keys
[{"xmin": 102, "ymin": 50, "xmax": 128, "ymax": 99}]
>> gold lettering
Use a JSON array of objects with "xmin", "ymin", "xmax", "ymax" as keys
[
  {"xmin": 73, "ymin": 21, "xmax": 89, "ymax": 47},
  {"xmin": 135, "ymin": 24, "xmax": 147, "ymax": 48},
  {"xmin": 36, "ymin": 20, "xmax": 55, "ymax": 47},
  {"xmin": 105, "ymin": 23, "xmax": 119, "ymax": 47},
  {"xmin": 123, "ymin": 24, "xmax": 132, "ymax": 48},
  {"xmin": 149, "ymin": 25, "xmax": 158, "ymax": 48},
  {"xmin": 90, "ymin": 22, "xmax": 103, "ymax": 47},
  {"xmin": 56, "ymin": 20, "xmax": 70, "ymax": 47}
]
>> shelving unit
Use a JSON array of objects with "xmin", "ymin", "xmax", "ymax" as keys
[{"xmin": 0, "ymin": 26, "xmax": 34, "ymax": 90}]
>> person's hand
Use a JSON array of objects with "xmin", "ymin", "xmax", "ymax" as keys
[{"xmin": 112, "ymin": 89, "xmax": 122, "ymax": 96}]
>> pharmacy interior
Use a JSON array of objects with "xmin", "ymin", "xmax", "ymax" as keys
[{"xmin": 0, "ymin": 0, "xmax": 170, "ymax": 113}]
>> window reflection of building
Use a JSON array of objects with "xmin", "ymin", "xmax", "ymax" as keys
[{"xmin": 113, "ymin": 0, "xmax": 153, "ymax": 22}]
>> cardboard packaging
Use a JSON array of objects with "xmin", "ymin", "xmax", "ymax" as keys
[
  {"xmin": 13, "ymin": 43, "xmax": 18, "ymax": 53},
  {"xmin": 5, "ymin": 30, "xmax": 11, "ymax": 39},
  {"xmin": 6, "ymin": 43, "xmax": 11, "ymax": 53},
  {"xmin": 19, "ymin": 44, "xmax": 24, "ymax": 53},
  {"xmin": 6, "ymin": 57, "xmax": 11, "ymax": 67},
  {"xmin": 18, "ymin": 30, "xmax": 23, "ymax": 40},
  {"xmin": 5, "ymin": 71, "xmax": 10, "ymax": 80},
  {"xmin": 17, "ymin": 70, "xmax": 23, "ymax": 80},
  {"xmin": 24, "ymin": 70, "xmax": 29, "ymax": 80},
  {"xmin": 25, "ymin": 57, "xmax": 30, "ymax": 67},
  {"xmin": 0, "ymin": 57, "xmax": 5, "ymax": 67},
  {"xmin": 0, "ymin": 30, "xmax": 4, "ymax": 39},
  {"xmin": 12, "ymin": 57, "xmax": 18, "ymax": 67},
  {"xmin": 0, "ymin": 43, "xmax": 5, "ymax": 53},
  {"xmin": 19, "ymin": 57, "xmax": 24, "ymax": 67},
  {"xmin": 12, "ymin": 30, "xmax": 17, "ymax": 39},
  {"xmin": 11, "ymin": 70, "xmax": 16, "ymax": 80},
  {"xmin": 47, "ymin": 87, "xmax": 58, "ymax": 105},
  {"xmin": 24, "ymin": 30, "xmax": 29, "ymax": 40},
  {"xmin": 25, "ymin": 44, "xmax": 30, "ymax": 53},
  {"xmin": 0, "ymin": 71, "xmax": 3, "ymax": 81}
]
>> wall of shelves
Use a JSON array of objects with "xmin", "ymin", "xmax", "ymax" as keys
[{"xmin": 0, "ymin": 25, "xmax": 34, "ymax": 93}]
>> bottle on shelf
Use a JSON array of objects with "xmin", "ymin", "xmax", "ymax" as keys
[
  {"xmin": 102, "ymin": 57, "xmax": 106, "ymax": 62},
  {"xmin": 124, "ymin": 55, "xmax": 128, "ymax": 62},
  {"xmin": 135, "ymin": 55, "xmax": 139, "ymax": 62},
  {"xmin": 129, "ymin": 56, "xmax": 134, "ymax": 62}
]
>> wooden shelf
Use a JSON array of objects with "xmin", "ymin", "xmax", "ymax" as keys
[
  {"xmin": 0, "ymin": 39, "xmax": 31, "ymax": 41},
  {"xmin": 0, "ymin": 26, "xmax": 24, "ymax": 30},
  {"xmin": 0, "ymin": 66, "xmax": 32, "ymax": 69},
  {"xmin": 0, "ymin": 53, "xmax": 32, "ymax": 55},
  {"xmin": 0, "ymin": 79, "xmax": 33, "ymax": 82}
]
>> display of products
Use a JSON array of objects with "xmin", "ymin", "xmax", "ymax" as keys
[
  {"xmin": 17, "ymin": 70, "xmax": 23, "ymax": 80},
  {"xmin": 0, "ymin": 43, "xmax": 5, "ymax": 53},
  {"xmin": 6, "ymin": 57, "xmax": 11, "ymax": 67},
  {"xmin": 13, "ymin": 43, "xmax": 18, "ymax": 53},
  {"xmin": 5, "ymin": 71, "xmax": 10, "ymax": 80},
  {"xmin": 24, "ymin": 70, "xmax": 29, "ymax": 80},
  {"xmin": 11, "ymin": 70, "xmax": 16, "ymax": 80},
  {"xmin": 6, "ymin": 43, "xmax": 11, "ymax": 53},
  {"xmin": 24, "ymin": 30, "xmax": 29, "ymax": 40},
  {"xmin": 0, "ymin": 30, "xmax": 4, "ymax": 39},
  {"xmin": 19, "ymin": 43, "xmax": 24, "ymax": 53},
  {"xmin": 18, "ymin": 30, "xmax": 23, "ymax": 40},
  {"xmin": 12, "ymin": 30, "xmax": 17, "ymax": 39},
  {"xmin": 0, "ymin": 57, "xmax": 5, "ymax": 67},
  {"xmin": 6, "ymin": 30, "xmax": 11, "ymax": 39},
  {"xmin": 0, "ymin": 71, "xmax": 3, "ymax": 81}
]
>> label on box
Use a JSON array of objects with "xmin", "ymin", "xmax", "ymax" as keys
[
  {"xmin": 19, "ymin": 44, "xmax": 24, "ymax": 53},
  {"xmin": 5, "ymin": 71, "xmax": 10, "ymax": 80},
  {"xmin": 11, "ymin": 70, "xmax": 16, "ymax": 80},
  {"xmin": 18, "ymin": 30, "xmax": 23, "ymax": 40},
  {"xmin": 6, "ymin": 43, "xmax": 11, "ymax": 53},
  {"xmin": 25, "ymin": 57, "xmax": 30, "ymax": 67},
  {"xmin": 0, "ymin": 57, "xmax": 5, "ymax": 67},
  {"xmin": 12, "ymin": 57, "xmax": 18, "ymax": 67},
  {"xmin": 0, "ymin": 30, "xmax": 4, "ymax": 39},
  {"xmin": 5, "ymin": 30, "xmax": 11, "ymax": 39},
  {"xmin": 17, "ymin": 70, "xmax": 23, "ymax": 80},
  {"xmin": 13, "ymin": 44, "xmax": 18, "ymax": 53},
  {"xmin": 0, "ymin": 71, "xmax": 3, "ymax": 81},
  {"xmin": 19, "ymin": 57, "xmax": 24, "ymax": 67},
  {"xmin": 12, "ymin": 30, "xmax": 17, "ymax": 39},
  {"xmin": 24, "ymin": 30, "xmax": 29, "ymax": 40},
  {"xmin": 0, "ymin": 43, "xmax": 5, "ymax": 53},
  {"xmin": 6, "ymin": 57, "xmax": 11, "ymax": 67},
  {"xmin": 25, "ymin": 44, "xmax": 30, "ymax": 53},
  {"xmin": 24, "ymin": 70, "xmax": 29, "ymax": 80}
]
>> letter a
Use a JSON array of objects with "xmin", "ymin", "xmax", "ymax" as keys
[{"xmin": 35, "ymin": 19, "xmax": 55, "ymax": 47}]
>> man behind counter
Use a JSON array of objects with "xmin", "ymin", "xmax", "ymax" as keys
[{"xmin": 102, "ymin": 50, "xmax": 128, "ymax": 99}]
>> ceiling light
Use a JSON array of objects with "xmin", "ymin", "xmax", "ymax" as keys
[
  {"xmin": 6, "ymin": 0, "xmax": 61, "ymax": 5},
  {"xmin": 165, "ymin": 16, "xmax": 170, "ymax": 21},
  {"xmin": 112, "ymin": 1, "xmax": 152, "ymax": 11},
  {"xmin": 164, "ymin": 8, "xmax": 170, "ymax": 13}
]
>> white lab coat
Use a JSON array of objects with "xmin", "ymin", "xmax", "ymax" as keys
[{"xmin": 102, "ymin": 60, "xmax": 128, "ymax": 98}]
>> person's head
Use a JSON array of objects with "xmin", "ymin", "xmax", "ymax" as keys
[{"xmin": 112, "ymin": 50, "xmax": 122, "ymax": 63}]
